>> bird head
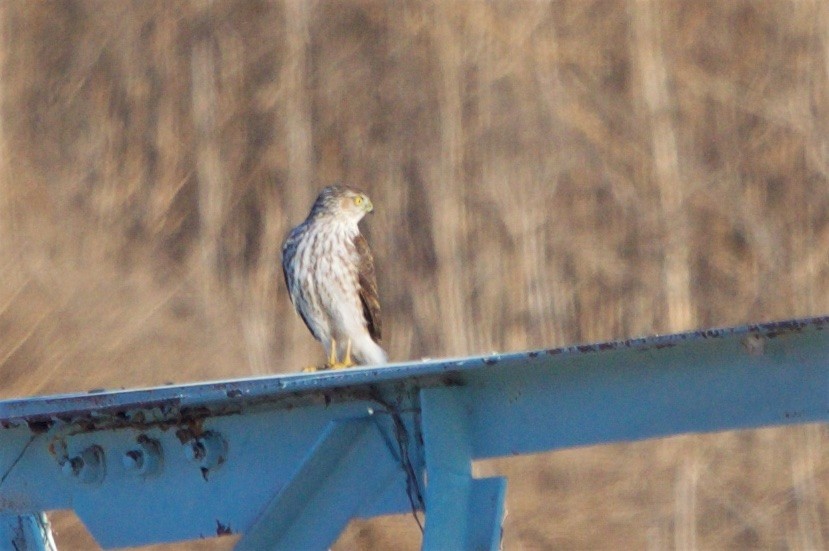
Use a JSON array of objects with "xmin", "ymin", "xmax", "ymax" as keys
[{"xmin": 312, "ymin": 185, "xmax": 374, "ymax": 223}]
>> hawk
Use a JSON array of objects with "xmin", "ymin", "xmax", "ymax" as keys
[{"xmin": 282, "ymin": 185, "xmax": 387, "ymax": 368}]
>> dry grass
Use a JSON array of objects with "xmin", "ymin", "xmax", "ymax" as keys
[{"xmin": 1, "ymin": 0, "xmax": 829, "ymax": 549}]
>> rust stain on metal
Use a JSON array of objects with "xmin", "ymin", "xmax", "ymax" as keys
[
  {"xmin": 534, "ymin": 317, "xmax": 829, "ymax": 358},
  {"xmin": 26, "ymin": 419, "xmax": 53, "ymax": 434},
  {"xmin": 441, "ymin": 375, "xmax": 464, "ymax": 387},
  {"xmin": 47, "ymin": 438, "xmax": 62, "ymax": 458},
  {"xmin": 175, "ymin": 426, "xmax": 199, "ymax": 445}
]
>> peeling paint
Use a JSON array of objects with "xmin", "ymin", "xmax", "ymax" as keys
[{"xmin": 215, "ymin": 520, "xmax": 232, "ymax": 536}]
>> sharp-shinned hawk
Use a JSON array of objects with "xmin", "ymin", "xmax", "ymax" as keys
[{"xmin": 282, "ymin": 185, "xmax": 387, "ymax": 368}]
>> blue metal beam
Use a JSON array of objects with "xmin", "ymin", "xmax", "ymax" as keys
[
  {"xmin": 0, "ymin": 513, "xmax": 57, "ymax": 550},
  {"xmin": 0, "ymin": 316, "xmax": 827, "ymax": 548},
  {"xmin": 237, "ymin": 419, "xmax": 403, "ymax": 550},
  {"xmin": 421, "ymin": 388, "xmax": 506, "ymax": 550}
]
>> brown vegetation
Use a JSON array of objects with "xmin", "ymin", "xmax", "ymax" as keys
[{"xmin": 1, "ymin": 1, "xmax": 829, "ymax": 548}]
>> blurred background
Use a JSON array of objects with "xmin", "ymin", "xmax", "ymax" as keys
[{"xmin": 1, "ymin": 0, "xmax": 829, "ymax": 549}]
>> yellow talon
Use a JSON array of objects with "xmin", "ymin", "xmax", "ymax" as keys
[
  {"xmin": 324, "ymin": 338, "xmax": 356, "ymax": 370},
  {"xmin": 343, "ymin": 339, "xmax": 355, "ymax": 367}
]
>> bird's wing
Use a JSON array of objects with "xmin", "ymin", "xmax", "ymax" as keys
[
  {"xmin": 281, "ymin": 235, "xmax": 298, "ymax": 307},
  {"xmin": 354, "ymin": 233, "xmax": 382, "ymax": 343},
  {"xmin": 282, "ymin": 232, "xmax": 322, "ymax": 341}
]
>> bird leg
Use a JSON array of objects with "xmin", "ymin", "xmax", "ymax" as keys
[
  {"xmin": 323, "ymin": 339, "xmax": 344, "ymax": 370},
  {"xmin": 342, "ymin": 339, "xmax": 355, "ymax": 367},
  {"xmin": 326, "ymin": 338, "xmax": 356, "ymax": 370},
  {"xmin": 328, "ymin": 339, "xmax": 339, "ymax": 367}
]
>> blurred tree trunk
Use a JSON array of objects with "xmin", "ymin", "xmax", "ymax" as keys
[
  {"xmin": 281, "ymin": 0, "xmax": 317, "ymax": 367},
  {"xmin": 0, "ymin": 2, "xmax": 8, "ymax": 245},
  {"xmin": 191, "ymin": 32, "xmax": 227, "ymax": 302},
  {"xmin": 431, "ymin": 4, "xmax": 470, "ymax": 356},
  {"xmin": 632, "ymin": 0, "xmax": 694, "ymax": 333}
]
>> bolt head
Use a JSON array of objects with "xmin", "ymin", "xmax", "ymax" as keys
[
  {"xmin": 61, "ymin": 457, "xmax": 82, "ymax": 477},
  {"xmin": 124, "ymin": 437, "xmax": 163, "ymax": 476},
  {"xmin": 122, "ymin": 450, "xmax": 144, "ymax": 471},
  {"xmin": 60, "ymin": 446, "xmax": 105, "ymax": 484}
]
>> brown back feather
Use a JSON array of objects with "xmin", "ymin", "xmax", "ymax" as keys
[{"xmin": 354, "ymin": 233, "xmax": 382, "ymax": 343}]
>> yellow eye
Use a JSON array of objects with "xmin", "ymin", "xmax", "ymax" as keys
[{"xmin": 354, "ymin": 196, "xmax": 364, "ymax": 206}]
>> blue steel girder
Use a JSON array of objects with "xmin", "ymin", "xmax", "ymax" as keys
[
  {"xmin": 420, "ymin": 387, "xmax": 507, "ymax": 550},
  {"xmin": 0, "ymin": 315, "xmax": 827, "ymax": 549}
]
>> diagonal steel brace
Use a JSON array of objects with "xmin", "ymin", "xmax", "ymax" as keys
[
  {"xmin": 0, "ymin": 513, "xmax": 57, "ymax": 551},
  {"xmin": 236, "ymin": 418, "xmax": 400, "ymax": 550}
]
